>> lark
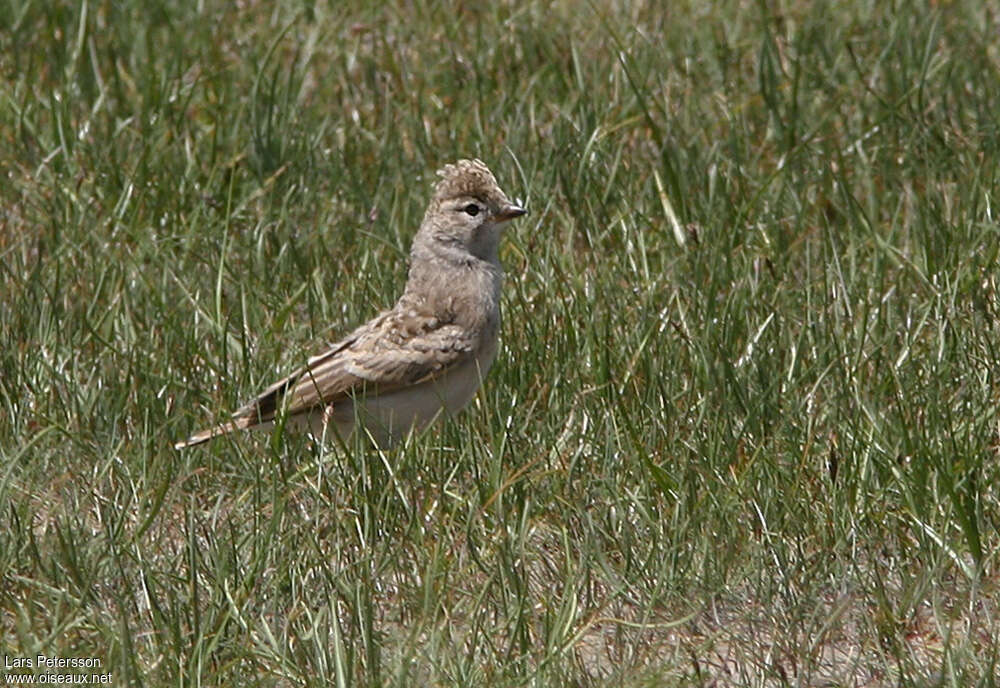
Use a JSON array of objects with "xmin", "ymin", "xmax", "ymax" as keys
[{"xmin": 175, "ymin": 159, "xmax": 526, "ymax": 449}]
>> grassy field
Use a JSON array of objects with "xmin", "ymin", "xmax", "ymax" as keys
[{"xmin": 3, "ymin": 0, "xmax": 1000, "ymax": 685}]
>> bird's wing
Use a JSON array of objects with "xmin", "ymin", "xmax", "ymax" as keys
[
  {"xmin": 173, "ymin": 309, "xmax": 479, "ymax": 449},
  {"xmin": 233, "ymin": 312, "xmax": 478, "ymax": 426}
]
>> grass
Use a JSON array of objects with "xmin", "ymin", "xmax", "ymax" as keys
[{"xmin": 2, "ymin": 0, "xmax": 1000, "ymax": 685}]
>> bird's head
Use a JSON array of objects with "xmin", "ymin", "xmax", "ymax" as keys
[{"xmin": 416, "ymin": 159, "xmax": 527, "ymax": 263}]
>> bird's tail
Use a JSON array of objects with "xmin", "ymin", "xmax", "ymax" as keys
[{"xmin": 173, "ymin": 417, "xmax": 253, "ymax": 449}]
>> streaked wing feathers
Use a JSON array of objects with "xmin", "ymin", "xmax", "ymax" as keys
[{"xmin": 234, "ymin": 311, "xmax": 477, "ymax": 427}]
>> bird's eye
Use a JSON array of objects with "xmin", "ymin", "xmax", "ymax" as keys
[{"xmin": 463, "ymin": 203, "xmax": 480, "ymax": 216}]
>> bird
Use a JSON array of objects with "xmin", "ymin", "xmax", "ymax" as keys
[{"xmin": 174, "ymin": 159, "xmax": 527, "ymax": 449}]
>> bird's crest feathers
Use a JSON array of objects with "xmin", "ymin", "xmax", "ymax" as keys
[{"xmin": 433, "ymin": 159, "xmax": 505, "ymax": 204}]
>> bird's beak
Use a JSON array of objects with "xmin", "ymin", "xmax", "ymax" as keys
[{"xmin": 495, "ymin": 203, "xmax": 527, "ymax": 223}]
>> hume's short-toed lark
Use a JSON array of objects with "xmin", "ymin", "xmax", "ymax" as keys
[{"xmin": 175, "ymin": 159, "xmax": 527, "ymax": 449}]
